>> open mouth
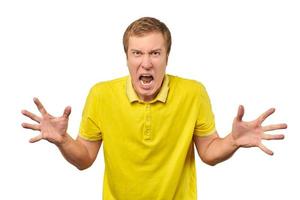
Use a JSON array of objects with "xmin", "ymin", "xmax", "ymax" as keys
[{"xmin": 139, "ymin": 75, "xmax": 154, "ymax": 86}]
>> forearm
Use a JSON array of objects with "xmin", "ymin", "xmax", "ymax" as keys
[
  {"xmin": 202, "ymin": 133, "xmax": 239, "ymax": 166},
  {"xmin": 56, "ymin": 134, "xmax": 93, "ymax": 170}
]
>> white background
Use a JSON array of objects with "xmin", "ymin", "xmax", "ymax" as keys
[{"xmin": 0, "ymin": 0, "xmax": 299, "ymax": 199}]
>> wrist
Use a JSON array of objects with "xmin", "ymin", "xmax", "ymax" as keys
[
  {"xmin": 56, "ymin": 133, "xmax": 71, "ymax": 148},
  {"xmin": 229, "ymin": 132, "xmax": 240, "ymax": 149}
]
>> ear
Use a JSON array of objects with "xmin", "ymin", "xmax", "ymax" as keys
[
  {"xmin": 166, "ymin": 54, "xmax": 169, "ymax": 65},
  {"xmin": 125, "ymin": 52, "xmax": 129, "ymax": 67}
]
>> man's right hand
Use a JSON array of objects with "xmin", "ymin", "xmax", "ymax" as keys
[{"xmin": 21, "ymin": 97, "xmax": 71, "ymax": 146}]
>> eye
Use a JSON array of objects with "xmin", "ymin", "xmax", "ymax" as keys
[
  {"xmin": 151, "ymin": 51, "xmax": 161, "ymax": 56},
  {"xmin": 132, "ymin": 51, "xmax": 142, "ymax": 57}
]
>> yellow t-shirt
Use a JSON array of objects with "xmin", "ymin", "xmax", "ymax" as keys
[{"xmin": 79, "ymin": 74, "xmax": 215, "ymax": 200}]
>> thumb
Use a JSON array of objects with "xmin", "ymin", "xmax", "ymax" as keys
[
  {"xmin": 63, "ymin": 106, "xmax": 72, "ymax": 118},
  {"xmin": 236, "ymin": 105, "xmax": 244, "ymax": 122}
]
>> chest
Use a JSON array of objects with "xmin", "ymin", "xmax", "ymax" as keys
[{"xmin": 100, "ymin": 100, "xmax": 198, "ymax": 145}]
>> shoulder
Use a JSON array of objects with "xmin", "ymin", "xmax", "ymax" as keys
[
  {"xmin": 168, "ymin": 74, "xmax": 207, "ymax": 95},
  {"xmin": 90, "ymin": 76, "xmax": 128, "ymax": 93}
]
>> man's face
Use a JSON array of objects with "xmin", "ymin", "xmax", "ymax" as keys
[{"xmin": 127, "ymin": 32, "xmax": 168, "ymax": 102}]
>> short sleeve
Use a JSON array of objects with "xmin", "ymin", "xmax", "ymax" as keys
[
  {"xmin": 79, "ymin": 85, "xmax": 102, "ymax": 141},
  {"xmin": 193, "ymin": 84, "xmax": 216, "ymax": 137}
]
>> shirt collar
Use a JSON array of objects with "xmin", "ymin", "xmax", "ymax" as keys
[{"xmin": 126, "ymin": 74, "xmax": 169, "ymax": 103}]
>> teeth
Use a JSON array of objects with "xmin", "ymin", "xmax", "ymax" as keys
[{"xmin": 139, "ymin": 75, "xmax": 153, "ymax": 80}]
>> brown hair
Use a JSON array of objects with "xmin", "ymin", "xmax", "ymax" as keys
[{"xmin": 123, "ymin": 17, "xmax": 172, "ymax": 56}]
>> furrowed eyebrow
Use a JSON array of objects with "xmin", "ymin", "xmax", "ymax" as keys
[
  {"xmin": 130, "ymin": 49, "xmax": 162, "ymax": 54},
  {"xmin": 149, "ymin": 49, "xmax": 162, "ymax": 54},
  {"xmin": 130, "ymin": 49, "xmax": 143, "ymax": 53}
]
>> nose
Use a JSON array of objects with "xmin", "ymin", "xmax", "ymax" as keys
[{"xmin": 141, "ymin": 55, "xmax": 152, "ymax": 70}]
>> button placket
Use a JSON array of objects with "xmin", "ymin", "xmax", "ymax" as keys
[{"xmin": 144, "ymin": 104, "xmax": 151, "ymax": 140}]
